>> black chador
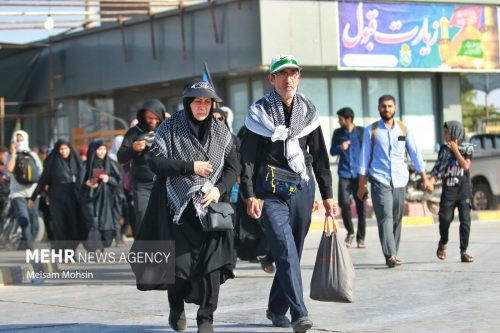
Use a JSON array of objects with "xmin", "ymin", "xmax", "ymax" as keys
[
  {"xmin": 31, "ymin": 139, "xmax": 83, "ymax": 250},
  {"xmin": 79, "ymin": 140, "xmax": 121, "ymax": 249}
]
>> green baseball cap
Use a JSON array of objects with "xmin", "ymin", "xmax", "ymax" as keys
[{"xmin": 270, "ymin": 54, "xmax": 302, "ymax": 74}]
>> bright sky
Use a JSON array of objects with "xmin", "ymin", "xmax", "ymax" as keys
[
  {"xmin": 475, "ymin": 90, "xmax": 500, "ymax": 110},
  {"xmin": 0, "ymin": 4, "xmax": 87, "ymax": 44},
  {"xmin": 0, "ymin": 29, "xmax": 69, "ymax": 44}
]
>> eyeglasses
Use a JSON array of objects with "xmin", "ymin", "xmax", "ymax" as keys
[{"xmin": 273, "ymin": 70, "xmax": 300, "ymax": 79}]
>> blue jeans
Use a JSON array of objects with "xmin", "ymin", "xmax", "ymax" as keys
[
  {"xmin": 260, "ymin": 169, "xmax": 315, "ymax": 322},
  {"xmin": 11, "ymin": 197, "xmax": 39, "ymax": 249}
]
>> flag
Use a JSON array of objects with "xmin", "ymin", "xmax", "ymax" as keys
[
  {"xmin": 202, "ymin": 61, "xmax": 215, "ymax": 89},
  {"xmin": 202, "ymin": 61, "xmax": 221, "ymax": 103}
]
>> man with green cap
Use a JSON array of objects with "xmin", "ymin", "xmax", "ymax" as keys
[{"xmin": 240, "ymin": 54, "xmax": 336, "ymax": 333}]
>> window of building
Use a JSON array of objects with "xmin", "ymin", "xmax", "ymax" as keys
[
  {"xmin": 300, "ymin": 77, "xmax": 331, "ymax": 151},
  {"xmin": 228, "ymin": 81, "xmax": 249, "ymax": 132},
  {"xmin": 331, "ymin": 77, "xmax": 363, "ymax": 124},
  {"xmin": 402, "ymin": 78, "xmax": 433, "ymax": 116},
  {"xmin": 251, "ymin": 79, "xmax": 263, "ymax": 104},
  {"xmin": 402, "ymin": 77, "xmax": 435, "ymax": 152},
  {"xmin": 299, "ymin": 77, "xmax": 329, "ymax": 117},
  {"xmin": 367, "ymin": 78, "xmax": 399, "ymax": 118}
]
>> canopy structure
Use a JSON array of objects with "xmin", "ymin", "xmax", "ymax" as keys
[
  {"xmin": 0, "ymin": 45, "xmax": 45, "ymax": 146},
  {"xmin": 0, "ymin": 0, "xmax": 205, "ymax": 31},
  {"xmin": 464, "ymin": 73, "xmax": 500, "ymax": 126},
  {"xmin": 465, "ymin": 73, "xmax": 500, "ymax": 95}
]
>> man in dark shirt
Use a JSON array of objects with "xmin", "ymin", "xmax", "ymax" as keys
[
  {"xmin": 330, "ymin": 107, "xmax": 366, "ymax": 248},
  {"xmin": 240, "ymin": 54, "xmax": 335, "ymax": 333},
  {"xmin": 117, "ymin": 100, "xmax": 166, "ymax": 236}
]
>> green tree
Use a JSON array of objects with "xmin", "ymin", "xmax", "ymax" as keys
[{"xmin": 461, "ymin": 77, "xmax": 486, "ymax": 131}]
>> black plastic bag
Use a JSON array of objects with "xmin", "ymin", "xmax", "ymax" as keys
[{"xmin": 310, "ymin": 216, "xmax": 355, "ymax": 303}]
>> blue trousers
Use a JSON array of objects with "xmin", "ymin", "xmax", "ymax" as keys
[
  {"xmin": 11, "ymin": 197, "xmax": 39, "ymax": 249},
  {"xmin": 260, "ymin": 169, "xmax": 315, "ymax": 322}
]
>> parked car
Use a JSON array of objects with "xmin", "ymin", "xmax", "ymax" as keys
[{"xmin": 467, "ymin": 133, "xmax": 500, "ymax": 210}]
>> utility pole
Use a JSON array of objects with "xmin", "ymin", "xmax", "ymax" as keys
[{"xmin": 0, "ymin": 97, "xmax": 4, "ymax": 147}]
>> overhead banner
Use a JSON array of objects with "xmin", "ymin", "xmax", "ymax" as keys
[{"xmin": 338, "ymin": 2, "xmax": 499, "ymax": 71}]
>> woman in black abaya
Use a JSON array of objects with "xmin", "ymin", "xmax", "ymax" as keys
[
  {"xmin": 80, "ymin": 140, "xmax": 121, "ymax": 249},
  {"xmin": 147, "ymin": 81, "xmax": 239, "ymax": 333},
  {"xmin": 29, "ymin": 139, "xmax": 82, "ymax": 250}
]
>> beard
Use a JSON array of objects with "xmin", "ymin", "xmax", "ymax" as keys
[
  {"xmin": 147, "ymin": 123, "xmax": 158, "ymax": 131},
  {"xmin": 380, "ymin": 111, "xmax": 394, "ymax": 121}
]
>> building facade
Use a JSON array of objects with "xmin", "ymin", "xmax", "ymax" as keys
[{"xmin": 1, "ymin": 0, "xmax": 499, "ymax": 158}]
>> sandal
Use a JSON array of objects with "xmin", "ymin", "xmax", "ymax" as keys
[
  {"xmin": 345, "ymin": 234, "xmax": 355, "ymax": 248},
  {"xmin": 436, "ymin": 242, "xmax": 447, "ymax": 260},
  {"xmin": 461, "ymin": 252, "xmax": 474, "ymax": 263}
]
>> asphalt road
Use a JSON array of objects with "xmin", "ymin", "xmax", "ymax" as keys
[{"xmin": 0, "ymin": 218, "xmax": 499, "ymax": 333}]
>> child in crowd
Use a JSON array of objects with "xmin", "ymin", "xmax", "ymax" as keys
[{"xmin": 428, "ymin": 121, "xmax": 474, "ymax": 263}]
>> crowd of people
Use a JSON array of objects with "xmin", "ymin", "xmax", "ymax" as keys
[{"xmin": 0, "ymin": 54, "xmax": 475, "ymax": 333}]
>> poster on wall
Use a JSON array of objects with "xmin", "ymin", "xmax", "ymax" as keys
[{"xmin": 338, "ymin": 2, "xmax": 499, "ymax": 71}]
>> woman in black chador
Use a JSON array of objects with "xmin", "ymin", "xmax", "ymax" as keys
[
  {"xmin": 145, "ymin": 81, "xmax": 239, "ymax": 333},
  {"xmin": 29, "ymin": 139, "xmax": 82, "ymax": 250},
  {"xmin": 80, "ymin": 140, "xmax": 121, "ymax": 250}
]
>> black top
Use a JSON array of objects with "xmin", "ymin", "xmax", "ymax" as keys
[
  {"xmin": 117, "ymin": 100, "xmax": 166, "ymax": 183},
  {"xmin": 239, "ymin": 105, "xmax": 333, "ymax": 200},
  {"xmin": 30, "ymin": 139, "xmax": 81, "ymax": 201},
  {"xmin": 431, "ymin": 144, "xmax": 472, "ymax": 201}
]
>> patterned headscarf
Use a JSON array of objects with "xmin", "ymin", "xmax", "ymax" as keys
[
  {"xmin": 245, "ymin": 89, "xmax": 320, "ymax": 181},
  {"xmin": 151, "ymin": 108, "xmax": 233, "ymax": 225},
  {"xmin": 444, "ymin": 121, "xmax": 465, "ymax": 144}
]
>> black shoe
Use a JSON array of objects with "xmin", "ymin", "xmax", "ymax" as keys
[
  {"xmin": 266, "ymin": 309, "xmax": 291, "ymax": 327},
  {"xmin": 258, "ymin": 256, "xmax": 275, "ymax": 274},
  {"xmin": 292, "ymin": 316, "xmax": 313, "ymax": 333},
  {"xmin": 197, "ymin": 321, "xmax": 214, "ymax": 333},
  {"xmin": 168, "ymin": 308, "xmax": 186, "ymax": 332}
]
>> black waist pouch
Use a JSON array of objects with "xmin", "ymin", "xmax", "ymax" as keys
[{"xmin": 260, "ymin": 164, "xmax": 302, "ymax": 197}]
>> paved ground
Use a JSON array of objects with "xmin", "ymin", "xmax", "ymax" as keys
[{"xmin": 1, "ymin": 218, "xmax": 499, "ymax": 333}]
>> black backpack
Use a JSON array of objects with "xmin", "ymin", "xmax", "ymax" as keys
[{"xmin": 14, "ymin": 152, "xmax": 40, "ymax": 185}]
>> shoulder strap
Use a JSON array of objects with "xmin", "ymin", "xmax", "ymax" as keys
[
  {"xmin": 397, "ymin": 120, "xmax": 407, "ymax": 137},
  {"xmin": 369, "ymin": 121, "xmax": 379, "ymax": 168},
  {"xmin": 356, "ymin": 126, "xmax": 364, "ymax": 146},
  {"xmin": 396, "ymin": 120, "xmax": 409, "ymax": 159}
]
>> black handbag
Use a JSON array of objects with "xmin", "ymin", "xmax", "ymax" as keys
[{"xmin": 203, "ymin": 202, "xmax": 234, "ymax": 231}]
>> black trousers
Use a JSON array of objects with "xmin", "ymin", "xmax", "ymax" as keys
[
  {"xmin": 438, "ymin": 198, "xmax": 472, "ymax": 252},
  {"xmin": 167, "ymin": 272, "xmax": 221, "ymax": 325},
  {"xmin": 338, "ymin": 177, "xmax": 366, "ymax": 242}
]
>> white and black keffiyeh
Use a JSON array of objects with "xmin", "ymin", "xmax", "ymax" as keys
[
  {"xmin": 245, "ymin": 90, "xmax": 321, "ymax": 182},
  {"xmin": 151, "ymin": 110, "xmax": 233, "ymax": 225}
]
